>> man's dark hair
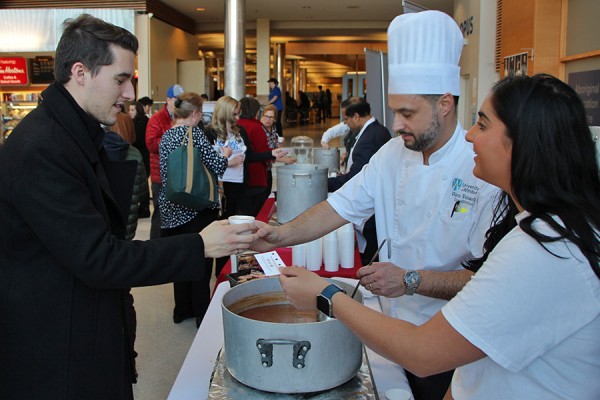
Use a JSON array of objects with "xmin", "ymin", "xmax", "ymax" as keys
[
  {"xmin": 138, "ymin": 96, "xmax": 153, "ymax": 107},
  {"xmin": 54, "ymin": 14, "xmax": 139, "ymax": 84},
  {"xmin": 342, "ymin": 96, "xmax": 370, "ymax": 118},
  {"xmin": 422, "ymin": 94, "xmax": 459, "ymax": 109}
]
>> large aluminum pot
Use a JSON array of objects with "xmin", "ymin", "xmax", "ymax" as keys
[
  {"xmin": 313, "ymin": 148, "xmax": 340, "ymax": 175},
  {"xmin": 222, "ymin": 277, "xmax": 363, "ymax": 393},
  {"xmin": 276, "ymin": 164, "xmax": 327, "ymax": 224}
]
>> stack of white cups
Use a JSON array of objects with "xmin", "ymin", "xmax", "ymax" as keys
[
  {"xmin": 305, "ymin": 238, "xmax": 323, "ymax": 271},
  {"xmin": 292, "ymin": 243, "xmax": 307, "ymax": 268},
  {"xmin": 322, "ymin": 231, "xmax": 339, "ymax": 272},
  {"xmin": 337, "ymin": 223, "xmax": 355, "ymax": 269}
]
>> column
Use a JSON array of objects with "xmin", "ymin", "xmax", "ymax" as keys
[
  {"xmin": 256, "ymin": 18, "xmax": 270, "ymax": 97},
  {"xmin": 134, "ymin": 13, "xmax": 152, "ymax": 98},
  {"xmin": 224, "ymin": 0, "xmax": 245, "ymax": 100},
  {"xmin": 291, "ymin": 59, "xmax": 299, "ymax": 100},
  {"xmin": 274, "ymin": 43, "xmax": 286, "ymax": 89}
]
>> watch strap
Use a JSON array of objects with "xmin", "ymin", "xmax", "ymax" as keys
[
  {"xmin": 321, "ymin": 283, "xmax": 345, "ymax": 300},
  {"xmin": 404, "ymin": 270, "xmax": 421, "ymax": 296},
  {"xmin": 317, "ymin": 284, "xmax": 346, "ymax": 318}
]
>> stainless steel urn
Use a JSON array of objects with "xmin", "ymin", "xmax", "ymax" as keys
[
  {"xmin": 313, "ymin": 148, "xmax": 340, "ymax": 175},
  {"xmin": 276, "ymin": 164, "xmax": 328, "ymax": 224}
]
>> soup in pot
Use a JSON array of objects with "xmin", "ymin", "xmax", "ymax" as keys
[
  {"xmin": 238, "ymin": 303, "xmax": 318, "ymax": 323},
  {"xmin": 227, "ymin": 292, "xmax": 319, "ymax": 323}
]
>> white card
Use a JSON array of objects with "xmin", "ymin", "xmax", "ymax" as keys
[{"xmin": 254, "ymin": 251, "xmax": 286, "ymax": 276}]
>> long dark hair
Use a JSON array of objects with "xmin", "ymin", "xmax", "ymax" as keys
[
  {"xmin": 239, "ymin": 97, "xmax": 261, "ymax": 120},
  {"xmin": 465, "ymin": 74, "xmax": 600, "ymax": 278}
]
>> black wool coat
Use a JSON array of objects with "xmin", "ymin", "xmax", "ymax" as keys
[{"xmin": 0, "ymin": 82, "xmax": 206, "ymax": 399}]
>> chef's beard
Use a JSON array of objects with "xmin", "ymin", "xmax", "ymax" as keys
[{"xmin": 399, "ymin": 109, "xmax": 441, "ymax": 152}]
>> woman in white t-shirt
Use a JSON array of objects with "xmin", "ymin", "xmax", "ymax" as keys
[
  {"xmin": 275, "ymin": 74, "xmax": 600, "ymax": 399},
  {"xmin": 205, "ymin": 96, "xmax": 246, "ymax": 219}
]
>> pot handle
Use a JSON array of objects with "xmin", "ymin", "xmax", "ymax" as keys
[
  {"xmin": 291, "ymin": 172, "xmax": 312, "ymax": 188},
  {"xmin": 256, "ymin": 338, "xmax": 311, "ymax": 369}
]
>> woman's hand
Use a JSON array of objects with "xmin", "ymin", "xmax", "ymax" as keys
[
  {"xmin": 278, "ymin": 157, "xmax": 296, "ymax": 165},
  {"xmin": 221, "ymin": 146, "xmax": 233, "ymax": 158},
  {"xmin": 199, "ymin": 220, "xmax": 257, "ymax": 258},
  {"xmin": 279, "ymin": 267, "xmax": 330, "ymax": 310},
  {"xmin": 272, "ymin": 148, "xmax": 288, "ymax": 158},
  {"xmin": 227, "ymin": 154, "xmax": 244, "ymax": 166}
]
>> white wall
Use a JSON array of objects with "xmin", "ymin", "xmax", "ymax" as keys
[
  {"xmin": 454, "ymin": 0, "xmax": 499, "ymax": 128},
  {"xmin": 178, "ymin": 60, "xmax": 206, "ymax": 96},
  {"xmin": 148, "ymin": 18, "xmax": 198, "ymax": 101}
]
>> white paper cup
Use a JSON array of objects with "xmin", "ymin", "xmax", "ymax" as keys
[
  {"xmin": 228, "ymin": 215, "xmax": 255, "ymax": 235},
  {"xmin": 305, "ymin": 238, "xmax": 322, "ymax": 271},
  {"xmin": 385, "ymin": 388, "xmax": 413, "ymax": 400},
  {"xmin": 292, "ymin": 244, "xmax": 306, "ymax": 267},
  {"xmin": 277, "ymin": 136, "xmax": 285, "ymax": 143}
]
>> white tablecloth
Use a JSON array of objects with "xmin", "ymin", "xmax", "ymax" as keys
[{"xmin": 168, "ymin": 280, "xmax": 412, "ymax": 399}]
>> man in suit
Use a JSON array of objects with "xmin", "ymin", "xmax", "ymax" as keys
[{"xmin": 328, "ymin": 97, "xmax": 391, "ymax": 264}]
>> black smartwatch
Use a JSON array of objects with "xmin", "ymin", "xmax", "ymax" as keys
[{"xmin": 317, "ymin": 284, "xmax": 346, "ymax": 318}]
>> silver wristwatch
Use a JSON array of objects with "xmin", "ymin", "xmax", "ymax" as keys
[{"xmin": 404, "ymin": 270, "xmax": 421, "ymax": 296}]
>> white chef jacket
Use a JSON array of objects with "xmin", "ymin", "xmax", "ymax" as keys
[{"xmin": 327, "ymin": 122, "xmax": 499, "ymax": 325}]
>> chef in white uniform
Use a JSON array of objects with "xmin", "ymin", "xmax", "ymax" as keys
[{"xmin": 252, "ymin": 11, "xmax": 499, "ymax": 399}]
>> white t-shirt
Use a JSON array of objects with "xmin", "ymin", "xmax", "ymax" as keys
[
  {"xmin": 443, "ymin": 212, "xmax": 600, "ymax": 399},
  {"xmin": 215, "ymin": 133, "xmax": 245, "ymax": 183},
  {"xmin": 328, "ymin": 123, "xmax": 499, "ymax": 325}
]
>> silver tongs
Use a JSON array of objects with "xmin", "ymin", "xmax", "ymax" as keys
[{"xmin": 350, "ymin": 239, "xmax": 387, "ymax": 299}]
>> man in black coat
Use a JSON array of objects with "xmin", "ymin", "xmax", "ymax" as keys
[
  {"xmin": 0, "ymin": 14, "xmax": 255, "ymax": 400},
  {"xmin": 327, "ymin": 97, "xmax": 391, "ymax": 264}
]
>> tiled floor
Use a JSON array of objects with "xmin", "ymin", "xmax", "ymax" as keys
[{"xmin": 131, "ymin": 118, "xmax": 341, "ymax": 399}]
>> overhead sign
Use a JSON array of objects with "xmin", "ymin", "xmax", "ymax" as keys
[
  {"xmin": 0, "ymin": 57, "xmax": 28, "ymax": 85},
  {"xmin": 569, "ymin": 69, "xmax": 600, "ymax": 125}
]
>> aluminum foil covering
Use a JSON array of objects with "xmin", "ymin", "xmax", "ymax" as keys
[{"xmin": 208, "ymin": 347, "xmax": 379, "ymax": 399}]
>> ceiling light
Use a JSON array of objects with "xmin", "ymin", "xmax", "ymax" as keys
[{"xmin": 196, "ymin": 8, "xmax": 205, "ymax": 12}]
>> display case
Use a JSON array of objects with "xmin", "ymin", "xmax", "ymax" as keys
[{"xmin": 1, "ymin": 91, "xmax": 42, "ymax": 141}]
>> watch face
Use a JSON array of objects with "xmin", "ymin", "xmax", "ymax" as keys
[{"xmin": 316, "ymin": 295, "xmax": 332, "ymax": 317}]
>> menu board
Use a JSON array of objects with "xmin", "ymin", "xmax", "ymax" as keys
[{"xmin": 30, "ymin": 56, "xmax": 55, "ymax": 84}]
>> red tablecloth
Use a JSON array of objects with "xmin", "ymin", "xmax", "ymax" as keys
[
  {"xmin": 255, "ymin": 197, "xmax": 276, "ymax": 224},
  {"xmin": 216, "ymin": 197, "xmax": 362, "ymax": 285}
]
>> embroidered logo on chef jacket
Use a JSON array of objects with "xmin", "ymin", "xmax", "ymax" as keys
[
  {"xmin": 452, "ymin": 178, "xmax": 463, "ymax": 192},
  {"xmin": 448, "ymin": 178, "xmax": 481, "ymax": 219}
]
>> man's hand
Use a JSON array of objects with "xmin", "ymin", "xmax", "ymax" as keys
[
  {"xmin": 321, "ymin": 140, "xmax": 330, "ymax": 149},
  {"xmin": 199, "ymin": 220, "xmax": 257, "ymax": 258},
  {"xmin": 356, "ymin": 262, "xmax": 407, "ymax": 297},
  {"xmin": 249, "ymin": 220, "xmax": 281, "ymax": 253}
]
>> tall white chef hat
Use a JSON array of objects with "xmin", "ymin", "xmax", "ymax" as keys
[{"xmin": 388, "ymin": 10, "xmax": 464, "ymax": 96}]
